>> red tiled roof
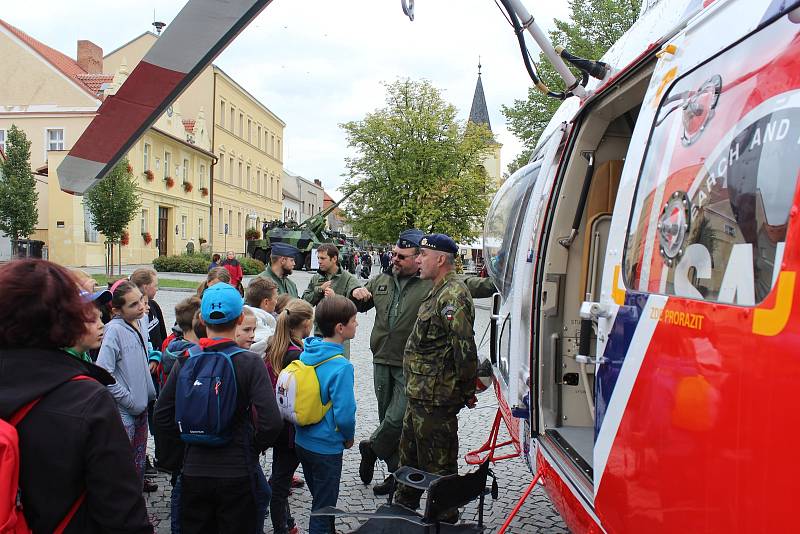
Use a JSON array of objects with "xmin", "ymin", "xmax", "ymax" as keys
[
  {"xmin": 182, "ymin": 119, "xmax": 196, "ymax": 133},
  {"xmin": 324, "ymin": 191, "xmax": 335, "ymax": 203},
  {"xmin": 0, "ymin": 19, "xmax": 101, "ymax": 98},
  {"xmin": 76, "ymin": 73, "xmax": 114, "ymax": 93}
]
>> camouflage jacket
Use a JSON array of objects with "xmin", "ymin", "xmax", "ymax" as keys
[
  {"xmin": 302, "ymin": 267, "xmax": 361, "ymax": 306},
  {"xmin": 403, "ymin": 271, "xmax": 478, "ymax": 407},
  {"xmin": 353, "ymin": 274, "xmax": 495, "ymax": 368},
  {"xmin": 258, "ymin": 266, "xmax": 298, "ymax": 298}
]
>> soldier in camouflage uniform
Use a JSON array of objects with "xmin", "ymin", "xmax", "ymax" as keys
[
  {"xmin": 394, "ymin": 233, "xmax": 479, "ymax": 521},
  {"xmin": 302, "ymin": 243, "xmax": 361, "ymax": 358},
  {"xmin": 351, "ymin": 229, "xmax": 495, "ymax": 496}
]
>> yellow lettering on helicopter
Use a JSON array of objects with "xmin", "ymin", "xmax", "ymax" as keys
[
  {"xmin": 752, "ymin": 271, "xmax": 796, "ymax": 336},
  {"xmin": 651, "ymin": 66, "xmax": 678, "ymax": 108},
  {"xmin": 650, "ymin": 306, "xmax": 704, "ymax": 330}
]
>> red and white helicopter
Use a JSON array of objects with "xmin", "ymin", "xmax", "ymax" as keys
[{"xmin": 59, "ymin": 0, "xmax": 800, "ymax": 532}]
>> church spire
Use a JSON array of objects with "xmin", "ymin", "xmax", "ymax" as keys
[{"xmin": 468, "ymin": 59, "xmax": 491, "ymax": 132}]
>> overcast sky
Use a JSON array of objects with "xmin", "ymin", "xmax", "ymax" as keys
[{"xmin": 4, "ymin": 0, "xmax": 569, "ymax": 199}]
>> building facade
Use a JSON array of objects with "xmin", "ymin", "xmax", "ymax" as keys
[
  {"xmin": 282, "ymin": 169, "xmax": 324, "ymax": 225},
  {"xmin": 106, "ymin": 32, "xmax": 286, "ymax": 256},
  {"xmin": 0, "ymin": 21, "xmax": 212, "ymax": 266}
]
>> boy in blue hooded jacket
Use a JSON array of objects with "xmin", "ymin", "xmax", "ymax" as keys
[{"xmin": 294, "ymin": 295, "xmax": 358, "ymax": 534}]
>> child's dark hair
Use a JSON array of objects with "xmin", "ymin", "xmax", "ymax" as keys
[
  {"xmin": 314, "ymin": 295, "xmax": 357, "ymax": 338},
  {"xmin": 175, "ymin": 296, "xmax": 201, "ymax": 333},
  {"xmin": 245, "ymin": 277, "xmax": 277, "ymax": 307},
  {"xmin": 212, "ymin": 253, "xmax": 221, "ymax": 262},
  {"xmin": 111, "ymin": 280, "xmax": 139, "ymax": 310},
  {"xmin": 192, "ymin": 310, "xmax": 207, "ymax": 339}
]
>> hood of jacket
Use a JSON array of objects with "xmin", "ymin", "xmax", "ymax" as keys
[
  {"xmin": 0, "ymin": 347, "xmax": 114, "ymax": 418},
  {"xmin": 299, "ymin": 336, "xmax": 345, "ymax": 365}
]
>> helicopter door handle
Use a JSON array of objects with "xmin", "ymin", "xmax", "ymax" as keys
[{"xmin": 576, "ymin": 354, "xmax": 608, "ymax": 365}]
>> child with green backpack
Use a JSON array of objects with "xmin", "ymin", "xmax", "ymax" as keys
[{"xmin": 292, "ymin": 295, "xmax": 358, "ymax": 534}]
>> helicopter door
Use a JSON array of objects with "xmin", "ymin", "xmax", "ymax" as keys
[{"xmin": 485, "ymin": 124, "xmax": 567, "ymax": 427}]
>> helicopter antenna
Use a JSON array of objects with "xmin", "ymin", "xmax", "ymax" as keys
[{"xmin": 401, "ymin": 0, "xmax": 414, "ymax": 21}]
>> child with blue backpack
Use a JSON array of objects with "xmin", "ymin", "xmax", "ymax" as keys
[
  {"xmin": 154, "ymin": 282, "xmax": 282, "ymax": 533},
  {"xmin": 294, "ymin": 295, "xmax": 358, "ymax": 534}
]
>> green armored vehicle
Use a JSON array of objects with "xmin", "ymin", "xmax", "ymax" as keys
[{"xmin": 248, "ymin": 191, "xmax": 356, "ymax": 272}]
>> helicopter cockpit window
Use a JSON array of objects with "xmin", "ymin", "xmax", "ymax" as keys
[
  {"xmin": 623, "ymin": 15, "xmax": 800, "ymax": 305},
  {"xmin": 484, "ymin": 161, "xmax": 541, "ymax": 299}
]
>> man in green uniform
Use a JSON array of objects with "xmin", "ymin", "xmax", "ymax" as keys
[
  {"xmin": 352, "ymin": 231, "xmax": 494, "ymax": 497},
  {"xmin": 392, "ymin": 233, "xmax": 479, "ymax": 521},
  {"xmin": 257, "ymin": 242, "xmax": 299, "ymax": 297},
  {"xmin": 302, "ymin": 243, "xmax": 361, "ymax": 358}
]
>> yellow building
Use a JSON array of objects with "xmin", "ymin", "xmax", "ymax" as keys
[
  {"xmin": 0, "ymin": 20, "xmax": 212, "ymax": 266},
  {"xmin": 105, "ymin": 33, "xmax": 286, "ymax": 256}
]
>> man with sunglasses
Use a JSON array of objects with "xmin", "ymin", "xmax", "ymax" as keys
[{"xmin": 350, "ymin": 229, "xmax": 495, "ymax": 495}]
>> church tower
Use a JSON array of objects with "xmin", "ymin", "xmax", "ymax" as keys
[{"xmin": 468, "ymin": 61, "xmax": 503, "ymax": 188}]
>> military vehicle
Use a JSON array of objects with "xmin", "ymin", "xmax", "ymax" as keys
[{"xmin": 247, "ymin": 190, "xmax": 356, "ymax": 272}]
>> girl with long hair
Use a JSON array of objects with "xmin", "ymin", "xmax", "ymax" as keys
[
  {"xmin": 265, "ymin": 298, "xmax": 314, "ymax": 534},
  {"xmin": 96, "ymin": 280, "xmax": 156, "ymax": 487}
]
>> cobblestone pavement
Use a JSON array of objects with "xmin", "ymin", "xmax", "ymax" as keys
[{"xmin": 145, "ymin": 270, "xmax": 568, "ymax": 533}]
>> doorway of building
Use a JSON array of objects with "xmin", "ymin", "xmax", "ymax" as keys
[{"xmin": 158, "ymin": 207, "xmax": 169, "ymax": 257}]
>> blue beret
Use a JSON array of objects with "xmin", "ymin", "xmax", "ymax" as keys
[
  {"xmin": 271, "ymin": 242, "xmax": 300, "ymax": 257},
  {"xmin": 397, "ymin": 228, "xmax": 423, "ymax": 249},
  {"xmin": 420, "ymin": 233, "xmax": 458, "ymax": 254}
]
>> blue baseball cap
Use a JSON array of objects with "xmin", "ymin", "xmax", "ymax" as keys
[
  {"xmin": 420, "ymin": 233, "xmax": 459, "ymax": 254},
  {"xmin": 397, "ymin": 229, "xmax": 423, "ymax": 249},
  {"xmin": 201, "ymin": 283, "xmax": 243, "ymax": 325},
  {"xmin": 271, "ymin": 242, "xmax": 300, "ymax": 258},
  {"xmin": 80, "ymin": 289, "xmax": 112, "ymax": 306}
]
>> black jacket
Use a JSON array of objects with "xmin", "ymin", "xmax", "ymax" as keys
[
  {"xmin": 154, "ymin": 339, "xmax": 283, "ymax": 478},
  {"xmin": 145, "ymin": 299, "xmax": 168, "ymax": 352},
  {"xmin": 0, "ymin": 348, "xmax": 152, "ymax": 534}
]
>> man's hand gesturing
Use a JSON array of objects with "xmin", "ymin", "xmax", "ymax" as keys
[{"xmin": 352, "ymin": 287, "xmax": 372, "ymax": 301}]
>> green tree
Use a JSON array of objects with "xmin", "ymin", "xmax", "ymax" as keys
[
  {"xmin": 502, "ymin": 0, "xmax": 641, "ymax": 175},
  {"xmin": 0, "ymin": 125, "xmax": 39, "ymax": 254},
  {"xmin": 84, "ymin": 158, "xmax": 141, "ymax": 274},
  {"xmin": 341, "ymin": 79, "xmax": 495, "ymax": 243}
]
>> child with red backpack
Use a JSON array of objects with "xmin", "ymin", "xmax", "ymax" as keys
[{"xmin": 0, "ymin": 259, "xmax": 151, "ymax": 533}]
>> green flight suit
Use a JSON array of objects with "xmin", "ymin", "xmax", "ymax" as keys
[
  {"xmin": 351, "ymin": 273, "xmax": 495, "ymax": 471},
  {"xmin": 302, "ymin": 266, "xmax": 361, "ymax": 358},
  {"xmin": 395, "ymin": 271, "xmax": 478, "ymax": 514},
  {"xmin": 258, "ymin": 266, "xmax": 298, "ymax": 298}
]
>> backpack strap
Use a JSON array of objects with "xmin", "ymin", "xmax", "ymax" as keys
[
  {"xmin": 10, "ymin": 375, "xmax": 92, "ymax": 533},
  {"xmin": 312, "ymin": 355, "xmax": 344, "ymax": 368},
  {"xmin": 9, "ymin": 375, "xmax": 93, "ymax": 426},
  {"xmin": 187, "ymin": 344, "xmax": 247, "ymax": 358}
]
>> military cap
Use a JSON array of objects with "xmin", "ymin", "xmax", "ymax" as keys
[
  {"xmin": 397, "ymin": 228, "xmax": 424, "ymax": 249},
  {"xmin": 419, "ymin": 233, "xmax": 459, "ymax": 254},
  {"xmin": 271, "ymin": 242, "xmax": 300, "ymax": 258}
]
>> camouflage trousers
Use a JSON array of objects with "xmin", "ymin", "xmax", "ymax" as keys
[{"xmin": 395, "ymin": 401, "xmax": 460, "ymax": 513}]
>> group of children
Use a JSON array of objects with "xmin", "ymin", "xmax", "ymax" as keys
[{"xmin": 83, "ymin": 266, "xmax": 358, "ymax": 534}]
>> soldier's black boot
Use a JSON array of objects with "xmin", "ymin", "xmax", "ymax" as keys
[
  {"xmin": 359, "ymin": 440, "xmax": 377, "ymax": 484},
  {"xmin": 373, "ymin": 475, "xmax": 394, "ymax": 496}
]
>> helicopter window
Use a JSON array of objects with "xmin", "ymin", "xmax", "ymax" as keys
[
  {"xmin": 484, "ymin": 161, "xmax": 541, "ymax": 299},
  {"xmin": 623, "ymin": 15, "xmax": 800, "ymax": 305}
]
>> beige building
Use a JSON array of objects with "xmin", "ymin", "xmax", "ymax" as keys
[
  {"xmin": 0, "ymin": 20, "xmax": 212, "ymax": 266},
  {"xmin": 105, "ymin": 32, "xmax": 286, "ymax": 255},
  {"xmin": 282, "ymin": 170, "xmax": 325, "ymax": 224}
]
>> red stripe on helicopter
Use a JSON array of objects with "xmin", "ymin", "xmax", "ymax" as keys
[{"xmin": 67, "ymin": 62, "xmax": 184, "ymax": 164}]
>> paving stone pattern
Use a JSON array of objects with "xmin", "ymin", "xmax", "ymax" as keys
[{"xmin": 145, "ymin": 272, "xmax": 568, "ymax": 533}]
